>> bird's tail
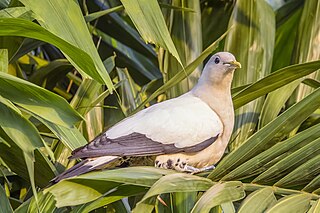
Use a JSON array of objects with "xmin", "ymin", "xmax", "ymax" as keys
[{"xmin": 51, "ymin": 156, "xmax": 119, "ymax": 183}]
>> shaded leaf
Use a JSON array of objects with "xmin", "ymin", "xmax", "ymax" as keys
[
  {"xmin": 120, "ymin": 0, "xmax": 182, "ymax": 66},
  {"xmin": 0, "ymin": 18, "xmax": 107, "ymax": 86},
  {"xmin": 226, "ymin": 0, "xmax": 275, "ymax": 148},
  {"xmin": 20, "ymin": 0, "xmax": 114, "ymax": 91},
  {"xmin": 0, "ymin": 72, "xmax": 82, "ymax": 127},
  {"xmin": 0, "ymin": 184, "xmax": 13, "ymax": 213}
]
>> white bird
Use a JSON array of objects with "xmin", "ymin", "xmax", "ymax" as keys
[{"xmin": 52, "ymin": 52, "xmax": 241, "ymax": 183}]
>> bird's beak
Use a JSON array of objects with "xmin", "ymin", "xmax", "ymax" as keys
[{"xmin": 227, "ymin": 60, "xmax": 241, "ymax": 69}]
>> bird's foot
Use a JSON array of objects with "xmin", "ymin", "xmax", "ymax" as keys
[
  {"xmin": 189, "ymin": 165, "xmax": 215, "ymax": 174},
  {"xmin": 154, "ymin": 157, "xmax": 215, "ymax": 174}
]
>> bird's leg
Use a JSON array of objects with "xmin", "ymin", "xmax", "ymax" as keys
[
  {"xmin": 179, "ymin": 164, "xmax": 215, "ymax": 174},
  {"xmin": 190, "ymin": 165, "xmax": 215, "ymax": 174}
]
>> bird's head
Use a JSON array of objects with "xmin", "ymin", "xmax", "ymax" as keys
[{"xmin": 200, "ymin": 52, "xmax": 241, "ymax": 84}]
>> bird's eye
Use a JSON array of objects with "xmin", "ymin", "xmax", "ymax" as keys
[{"xmin": 214, "ymin": 57, "xmax": 220, "ymax": 64}]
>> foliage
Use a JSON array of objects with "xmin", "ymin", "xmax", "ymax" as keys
[{"xmin": 0, "ymin": 0, "xmax": 320, "ymax": 212}]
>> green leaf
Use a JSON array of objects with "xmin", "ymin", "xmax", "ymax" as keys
[
  {"xmin": 225, "ymin": 0, "xmax": 275, "ymax": 148},
  {"xmin": 221, "ymin": 123, "xmax": 320, "ymax": 181},
  {"xmin": 274, "ymin": 154, "xmax": 320, "ymax": 188},
  {"xmin": 91, "ymin": 26, "xmax": 160, "ymax": 82},
  {"xmin": 73, "ymin": 185, "xmax": 146, "ymax": 213},
  {"xmin": 29, "ymin": 59, "xmax": 73, "ymax": 89},
  {"xmin": 272, "ymin": 7, "xmax": 302, "ymax": 71},
  {"xmin": 85, "ymin": 5, "xmax": 124, "ymax": 22},
  {"xmin": 191, "ymin": 181, "xmax": 245, "ymax": 213},
  {"xmin": 45, "ymin": 167, "xmax": 175, "ymax": 207},
  {"xmin": 46, "ymin": 180, "xmax": 119, "ymax": 207},
  {"xmin": 0, "ymin": 101, "xmax": 43, "ymax": 156},
  {"xmin": 172, "ymin": 192, "xmax": 197, "ymax": 213},
  {"xmin": 0, "ymin": 6, "xmax": 34, "ymax": 20},
  {"xmin": 37, "ymin": 118, "xmax": 87, "ymax": 150},
  {"xmin": 258, "ymin": 81, "xmax": 300, "ymax": 128},
  {"xmin": 303, "ymin": 174, "xmax": 320, "ymax": 193},
  {"xmin": 265, "ymin": 194, "xmax": 311, "ymax": 213},
  {"xmin": 34, "ymin": 149, "xmax": 56, "ymax": 187},
  {"xmin": 135, "ymin": 173, "xmax": 213, "ymax": 212},
  {"xmin": 253, "ymin": 137, "xmax": 320, "ymax": 185},
  {"xmin": 209, "ymin": 87, "xmax": 320, "ymax": 180},
  {"xmin": 20, "ymin": 0, "xmax": 114, "ymax": 91},
  {"xmin": 0, "ymin": 49, "xmax": 8, "ymax": 73},
  {"xmin": 0, "ymin": 36, "xmax": 24, "ymax": 63},
  {"xmin": 0, "ymin": 184, "xmax": 13, "ymax": 213},
  {"xmin": 159, "ymin": 0, "xmax": 202, "ymax": 98},
  {"xmin": 292, "ymin": 0, "xmax": 320, "ymax": 102},
  {"xmin": 24, "ymin": 153, "xmax": 38, "ymax": 206},
  {"xmin": 238, "ymin": 188, "xmax": 277, "ymax": 213},
  {"xmin": 0, "ymin": 133, "xmax": 29, "ymax": 181},
  {"xmin": 0, "ymin": 72, "xmax": 82, "ymax": 127},
  {"xmin": 233, "ymin": 60, "xmax": 320, "ymax": 109},
  {"xmin": 221, "ymin": 202, "xmax": 236, "ymax": 213},
  {"xmin": 120, "ymin": 0, "xmax": 182, "ymax": 67},
  {"xmin": 308, "ymin": 199, "xmax": 320, "ymax": 213},
  {"xmin": 0, "ymin": 18, "xmax": 107, "ymax": 86},
  {"xmin": 26, "ymin": 191, "xmax": 57, "ymax": 213}
]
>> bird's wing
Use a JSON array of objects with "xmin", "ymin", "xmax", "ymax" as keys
[{"xmin": 71, "ymin": 93, "xmax": 223, "ymax": 159}]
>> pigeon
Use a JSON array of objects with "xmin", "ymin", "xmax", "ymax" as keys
[{"xmin": 52, "ymin": 52, "xmax": 241, "ymax": 183}]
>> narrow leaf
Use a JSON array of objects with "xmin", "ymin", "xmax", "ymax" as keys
[
  {"xmin": 0, "ymin": 72, "xmax": 82, "ymax": 127},
  {"xmin": 135, "ymin": 173, "xmax": 213, "ymax": 211},
  {"xmin": 222, "ymin": 123, "xmax": 320, "ymax": 181},
  {"xmin": 266, "ymin": 194, "xmax": 311, "ymax": 213},
  {"xmin": 308, "ymin": 199, "xmax": 320, "ymax": 213},
  {"xmin": 120, "ymin": 0, "xmax": 182, "ymax": 66},
  {"xmin": 0, "ymin": 184, "xmax": 13, "ymax": 213},
  {"xmin": 45, "ymin": 167, "xmax": 175, "ymax": 207},
  {"xmin": 20, "ymin": 0, "xmax": 114, "ymax": 91},
  {"xmin": 303, "ymin": 174, "xmax": 320, "ymax": 193},
  {"xmin": 0, "ymin": 101, "xmax": 43, "ymax": 156},
  {"xmin": 226, "ymin": 0, "xmax": 275, "ymax": 148},
  {"xmin": 191, "ymin": 181, "xmax": 245, "ymax": 213},
  {"xmin": 233, "ymin": 60, "xmax": 320, "ymax": 109},
  {"xmin": 238, "ymin": 188, "xmax": 277, "ymax": 213},
  {"xmin": 0, "ymin": 18, "xmax": 106, "ymax": 85},
  {"xmin": 0, "ymin": 49, "xmax": 8, "ymax": 73},
  {"xmin": 275, "ymin": 154, "xmax": 320, "ymax": 188},
  {"xmin": 85, "ymin": 5, "xmax": 124, "ymax": 22},
  {"xmin": 253, "ymin": 137, "xmax": 320, "ymax": 185}
]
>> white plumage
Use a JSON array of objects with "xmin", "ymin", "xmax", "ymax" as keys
[{"xmin": 106, "ymin": 93, "xmax": 223, "ymax": 148}]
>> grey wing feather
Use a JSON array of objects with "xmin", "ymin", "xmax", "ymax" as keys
[{"xmin": 70, "ymin": 132, "xmax": 218, "ymax": 159}]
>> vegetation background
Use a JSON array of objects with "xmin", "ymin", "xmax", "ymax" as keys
[{"xmin": 0, "ymin": 0, "xmax": 320, "ymax": 212}]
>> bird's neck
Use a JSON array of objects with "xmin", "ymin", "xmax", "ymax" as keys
[{"xmin": 191, "ymin": 74, "xmax": 235, "ymax": 143}]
